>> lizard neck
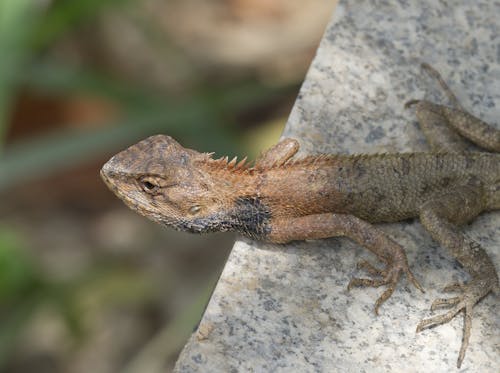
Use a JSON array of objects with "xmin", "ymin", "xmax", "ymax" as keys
[
  {"xmin": 195, "ymin": 161, "xmax": 270, "ymax": 238},
  {"xmin": 199, "ymin": 158, "xmax": 261, "ymax": 196}
]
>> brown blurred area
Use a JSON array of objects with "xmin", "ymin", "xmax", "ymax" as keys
[{"xmin": 0, "ymin": 1, "xmax": 336, "ymax": 372}]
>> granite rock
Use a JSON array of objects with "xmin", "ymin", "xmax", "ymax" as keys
[{"xmin": 174, "ymin": 1, "xmax": 499, "ymax": 371}]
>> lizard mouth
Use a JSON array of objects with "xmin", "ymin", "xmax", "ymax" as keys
[
  {"xmin": 100, "ymin": 166, "xmax": 135, "ymax": 209},
  {"xmin": 100, "ymin": 167, "xmax": 120, "ymax": 196}
]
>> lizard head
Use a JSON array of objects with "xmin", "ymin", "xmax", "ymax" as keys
[{"xmin": 100, "ymin": 134, "xmax": 229, "ymax": 233}]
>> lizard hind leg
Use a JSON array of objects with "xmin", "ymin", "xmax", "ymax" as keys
[
  {"xmin": 406, "ymin": 63, "xmax": 500, "ymax": 152},
  {"xmin": 405, "ymin": 63, "xmax": 470, "ymax": 152},
  {"xmin": 419, "ymin": 62, "xmax": 463, "ymax": 109},
  {"xmin": 418, "ymin": 186, "xmax": 499, "ymax": 368},
  {"xmin": 405, "ymin": 99, "xmax": 471, "ymax": 152}
]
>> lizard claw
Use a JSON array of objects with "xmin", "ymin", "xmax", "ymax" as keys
[
  {"xmin": 348, "ymin": 256, "xmax": 423, "ymax": 315},
  {"xmin": 416, "ymin": 277, "xmax": 497, "ymax": 368},
  {"xmin": 404, "ymin": 99, "xmax": 421, "ymax": 109}
]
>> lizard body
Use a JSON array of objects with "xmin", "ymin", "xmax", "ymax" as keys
[
  {"xmin": 101, "ymin": 64, "xmax": 499, "ymax": 368},
  {"xmin": 102, "ymin": 148, "xmax": 499, "ymax": 236}
]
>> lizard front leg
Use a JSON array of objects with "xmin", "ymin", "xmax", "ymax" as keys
[
  {"xmin": 268, "ymin": 213, "xmax": 423, "ymax": 314},
  {"xmin": 418, "ymin": 186, "xmax": 499, "ymax": 368},
  {"xmin": 255, "ymin": 138, "xmax": 299, "ymax": 169}
]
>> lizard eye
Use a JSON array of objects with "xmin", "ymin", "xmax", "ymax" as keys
[{"xmin": 139, "ymin": 178, "xmax": 160, "ymax": 194}]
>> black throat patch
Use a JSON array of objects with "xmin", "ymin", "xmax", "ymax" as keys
[
  {"xmin": 231, "ymin": 196, "xmax": 272, "ymax": 239},
  {"xmin": 171, "ymin": 196, "xmax": 272, "ymax": 239}
]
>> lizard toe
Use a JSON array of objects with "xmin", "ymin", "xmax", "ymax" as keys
[
  {"xmin": 348, "ymin": 258, "xmax": 413, "ymax": 314},
  {"xmin": 356, "ymin": 259, "xmax": 387, "ymax": 277},
  {"xmin": 416, "ymin": 276, "xmax": 497, "ymax": 368}
]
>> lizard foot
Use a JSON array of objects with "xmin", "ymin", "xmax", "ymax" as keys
[
  {"xmin": 416, "ymin": 276, "xmax": 497, "ymax": 368},
  {"xmin": 348, "ymin": 255, "xmax": 423, "ymax": 315}
]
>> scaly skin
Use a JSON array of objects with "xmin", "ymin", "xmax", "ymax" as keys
[{"xmin": 101, "ymin": 64, "xmax": 499, "ymax": 368}]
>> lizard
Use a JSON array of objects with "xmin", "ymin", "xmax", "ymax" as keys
[{"xmin": 100, "ymin": 64, "xmax": 499, "ymax": 368}]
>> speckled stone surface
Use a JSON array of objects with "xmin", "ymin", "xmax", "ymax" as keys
[{"xmin": 174, "ymin": 1, "xmax": 499, "ymax": 372}]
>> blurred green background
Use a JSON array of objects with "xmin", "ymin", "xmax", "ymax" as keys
[{"xmin": 0, "ymin": 1, "xmax": 335, "ymax": 371}]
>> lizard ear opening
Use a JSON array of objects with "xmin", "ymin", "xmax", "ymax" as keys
[{"xmin": 189, "ymin": 205, "xmax": 202, "ymax": 215}]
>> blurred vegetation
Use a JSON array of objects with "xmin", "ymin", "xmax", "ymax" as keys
[
  {"xmin": 0, "ymin": 0, "xmax": 295, "ymax": 190},
  {"xmin": 0, "ymin": 226, "xmax": 41, "ymax": 366},
  {"xmin": 0, "ymin": 225, "xmax": 144, "ymax": 367},
  {"xmin": 0, "ymin": 0, "xmax": 314, "ymax": 371}
]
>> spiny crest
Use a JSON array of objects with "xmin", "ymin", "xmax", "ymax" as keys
[
  {"xmin": 201, "ymin": 151, "xmax": 413, "ymax": 173},
  {"xmin": 285, "ymin": 154, "xmax": 340, "ymax": 167},
  {"xmin": 203, "ymin": 152, "xmax": 345, "ymax": 172},
  {"xmin": 203, "ymin": 153, "xmax": 252, "ymax": 173}
]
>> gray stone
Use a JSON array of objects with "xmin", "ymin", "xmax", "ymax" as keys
[{"xmin": 175, "ymin": 1, "xmax": 499, "ymax": 371}]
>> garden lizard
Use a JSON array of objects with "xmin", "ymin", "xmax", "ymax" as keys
[{"xmin": 101, "ymin": 64, "xmax": 499, "ymax": 368}]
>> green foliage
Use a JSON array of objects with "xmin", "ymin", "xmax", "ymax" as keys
[
  {"xmin": 30, "ymin": 0, "xmax": 132, "ymax": 50},
  {"xmin": 0, "ymin": 1, "xmax": 293, "ymax": 190},
  {"xmin": 0, "ymin": 226, "xmax": 164, "ymax": 366},
  {"xmin": 0, "ymin": 0, "xmax": 132, "ymax": 146},
  {"xmin": 0, "ymin": 227, "xmax": 41, "ymax": 365},
  {"xmin": 0, "ymin": 58, "xmax": 291, "ymax": 190},
  {"xmin": 0, "ymin": 0, "xmax": 34, "ymax": 146},
  {"xmin": 0, "ymin": 228, "xmax": 38, "ymax": 302}
]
